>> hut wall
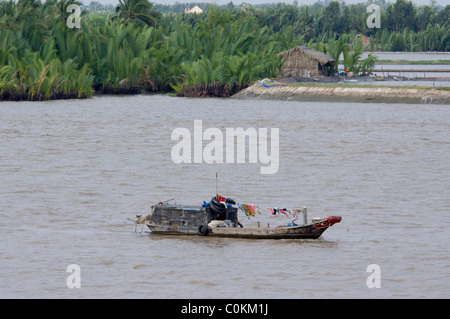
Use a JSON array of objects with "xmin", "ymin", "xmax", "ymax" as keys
[{"xmin": 281, "ymin": 50, "xmax": 319, "ymax": 77}]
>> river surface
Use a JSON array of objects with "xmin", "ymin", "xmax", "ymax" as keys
[{"xmin": 1, "ymin": 95, "xmax": 449, "ymax": 298}]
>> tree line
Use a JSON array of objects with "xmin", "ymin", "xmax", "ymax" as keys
[
  {"xmin": 155, "ymin": 0, "xmax": 449, "ymax": 51},
  {"xmin": 0, "ymin": 0, "xmax": 448, "ymax": 101}
]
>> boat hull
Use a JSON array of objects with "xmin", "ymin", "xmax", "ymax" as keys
[
  {"xmin": 206, "ymin": 224, "xmax": 328, "ymax": 239},
  {"xmin": 147, "ymin": 223, "xmax": 330, "ymax": 239}
]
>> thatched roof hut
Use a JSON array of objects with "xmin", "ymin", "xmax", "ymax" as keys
[{"xmin": 279, "ymin": 46, "xmax": 335, "ymax": 77}]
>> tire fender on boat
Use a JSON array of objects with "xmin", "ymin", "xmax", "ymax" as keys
[{"xmin": 198, "ymin": 225, "xmax": 209, "ymax": 236}]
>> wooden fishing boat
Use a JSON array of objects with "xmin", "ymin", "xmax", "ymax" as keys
[
  {"xmin": 206, "ymin": 216, "xmax": 341, "ymax": 239},
  {"xmin": 133, "ymin": 198, "xmax": 341, "ymax": 240}
]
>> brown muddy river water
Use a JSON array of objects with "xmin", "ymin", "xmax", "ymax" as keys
[{"xmin": 0, "ymin": 95, "xmax": 449, "ymax": 298}]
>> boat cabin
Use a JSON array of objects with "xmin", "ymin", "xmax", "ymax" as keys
[{"xmin": 148, "ymin": 202, "xmax": 239, "ymax": 235}]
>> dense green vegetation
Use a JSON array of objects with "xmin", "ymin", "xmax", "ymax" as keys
[
  {"xmin": 0, "ymin": 0, "xmax": 448, "ymax": 100},
  {"xmin": 156, "ymin": 0, "xmax": 449, "ymax": 52}
]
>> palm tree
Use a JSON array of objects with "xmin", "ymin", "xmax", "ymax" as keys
[{"xmin": 113, "ymin": 0, "xmax": 161, "ymax": 27}]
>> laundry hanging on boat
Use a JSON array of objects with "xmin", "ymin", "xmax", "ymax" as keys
[
  {"xmin": 270, "ymin": 207, "xmax": 298, "ymax": 220},
  {"xmin": 270, "ymin": 207, "xmax": 289, "ymax": 217},
  {"xmin": 237, "ymin": 203, "xmax": 261, "ymax": 219}
]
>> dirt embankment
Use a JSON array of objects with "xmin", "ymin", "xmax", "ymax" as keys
[{"xmin": 232, "ymin": 82, "xmax": 450, "ymax": 104}]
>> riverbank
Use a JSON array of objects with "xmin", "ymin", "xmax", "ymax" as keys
[{"xmin": 231, "ymin": 81, "xmax": 450, "ymax": 104}]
